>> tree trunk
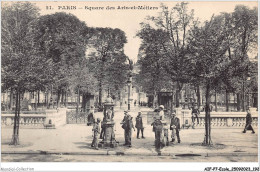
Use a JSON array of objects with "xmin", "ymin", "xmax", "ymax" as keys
[
  {"xmin": 51, "ymin": 85, "xmax": 53, "ymax": 109},
  {"xmin": 225, "ymin": 90, "xmax": 229, "ymax": 112},
  {"xmin": 57, "ymin": 88, "xmax": 61, "ymax": 108},
  {"xmin": 196, "ymin": 85, "xmax": 201, "ymax": 107},
  {"xmin": 175, "ymin": 88, "xmax": 180, "ymax": 108},
  {"xmin": 215, "ymin": 89, "xmax": 217, "ymax": 112},
  {"xmin": 38, "ymin": 90, "xmax": 40, "ymax": 104},
  {"xmin": 98, "ymin": 81, "xmax": 102, "ymax": 110},
  {"xmin": 9, "ymin": 88, "xmax": 13, "ymax": 110},
  {"xmin": 153, "ymin": 90, "xmax": 157, "ymax": 108},
  {"xmin": 10, "ymin": 89, "xmax": 20, "ymax": 145},
  {"xmin": 76, "ymin": 87, "xmax": 80, "ymax": 114},
  {"xmin": 203, "ymin": 83, "xmax": 212, "ymax": 145},
  {"xmin": 64, "ymin": 90, "xmax": 67, "ymax": 107},
  {"xmin": 61, "ymin": 90, "xmax": 64, "ymax": 106},
  {"xmin": 237, "ymin": 93, "xmax": 241, "ymax": 111},
  {"xmin": 35, "ymin": 91, "xmax": 38, "ymax": 110},
  {"xmin": 46, "ymin": 89, "xmax": 49, "ymax": 109},
  {"xmin": 82, "ymin": 93, "xmax": 87, "ymax": 112},
  {"xmin": 242, "ymin": 80, "xmax": 245, "ymax": 112}
]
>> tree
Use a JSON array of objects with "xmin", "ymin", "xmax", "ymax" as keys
[
  {"xmin": 188, "ymin": 14, "xmax": 235, "ymax": 145},
  {"xmin": 1, "ymin": 2, "xmax": 48, "ymax": 145},
  {"xmin": 68, "ymin": 58, "xmax": 97, "ymax": 113},
  {"xmin": 29, "ymin": 12, "xmax": 90, "ymax": 108},
  {"xmin": 87, "ymin": 27, "xmax": 128, "ymax": 109},
  {"xmin": 230, "ymin": 6, "xmax": 258, "ymax": 111},
  {"xmin": 139, "ymin": 2, "xmax": 195, "ymax": 107},
  {"xmin": 136, "ymin": 27, "xmax": 172, "ymax": 108},
  {"xmin": 104, "ymin": 53, "xmax": 129, "ymax": 101}
]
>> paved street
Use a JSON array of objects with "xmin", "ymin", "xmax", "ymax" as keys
[{"xmin": 1, "ymin": 107, "xmax": 258, "ymax": 162}]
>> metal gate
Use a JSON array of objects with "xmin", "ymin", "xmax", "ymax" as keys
[{"xmin": 66, "ymin": 110, "xmax": 87, "ymax": 124}]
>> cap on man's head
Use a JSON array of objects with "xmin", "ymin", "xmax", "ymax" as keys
[
  {"xmin": 138, "ymin": 111, "xmax": 142, "ymax": 114},
  {"xmin": 172, "ymin": 112, "xmax": 176, "ymax": 116},
  {"xmin": 159, "ymin": 105, "xmax": 164, "ymax": 109}
]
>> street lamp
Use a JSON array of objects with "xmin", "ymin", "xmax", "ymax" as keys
[{"xmin": 127, "ymin": 74, "xmax": 132, "ymax": 111}]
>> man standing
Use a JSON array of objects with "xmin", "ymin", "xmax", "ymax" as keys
[
  {"xmin": 87, "ymin": 106, "xmax": 95, "ymax": 126},
  {"xmin": 170, "ymin": 112, "xmax": 181, "ymax": 143},
  {"xmin": 91, "ymin": 118, "xmax": 101, "ymax": 150},
  {"xmin": 243, "ymin": 107, "xmax": 255, "ymax": 134},
  {"xmin": 158, "ymin": 105, "xmax": 165, "ymax": 120},
  {"xmin": 151, "ymin": 116, "xmax": 164, "ymax": 148},
  {"xmin": 191, "ymin": 103, "xmax": 200, "ymax": 128},
  {"xmin": 121, "ymin": 111, "xmax": 135, "ymax": 147},
  {"xmin": 135, "ymin": 111, "xmax": 145, "ymax": 139}
]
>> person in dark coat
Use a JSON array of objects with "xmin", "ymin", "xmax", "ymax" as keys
[
  {"xmin": 121, "ymin": 111, "xmax": 135, "ymax": 147},
  {"xmin": 91, "ymin": 118, "xmax": 101, "ymax": 150},
  {"xmin": 170, "ymin": 112, "xmax": 181, "ymax": 143},
  {"xmin": 191, "ymin": 104, "xmax": 200, "ymax": 128},
  {"xmin": 87, "ymin": 106, "xmax": 95, "ymax": 126},
  {"xmin": 243, "ymin": 107, "xmax": 255, "ymax": 134},
  {"xmin": 135, "ymin": 111, "xmax": 145, "ymax": 139}
]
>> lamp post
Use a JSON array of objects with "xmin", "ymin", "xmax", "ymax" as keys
[{"xmin": 127, "ymin": 74, "xmax": 132, "ymax": 111}]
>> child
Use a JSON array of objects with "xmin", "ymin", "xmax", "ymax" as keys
[{"xmin": 91, "ymin": 118, "xmax": 101, "ymax": 150}]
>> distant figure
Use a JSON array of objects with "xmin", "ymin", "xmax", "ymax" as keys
[
  {"xmin": 134, "ymin": 100, "xmax": 136, "ymax": 106},
  {"xmin": 170, "ymin": 112, "xmax": 181, "ymax": 143},
  {"xmin": 191, "ymin": 104, "xmax": 200, "ymax": 128},
  {"xmin": 87, "ymin": 106, "xmax": 95, "ymax": 126},
  {"xmin": 158, "ymin": 105, "xmax": 165, "ymax": 120},
  {"xmin": 91, "ymin": 118, "xmax": 101, "ymax": 150},
  {"xmin": 210, "ymin": 103, "xmax": 214, "ymax": 112},
  {"xmin": 182, "ymin": 98, "xmax": 189, "ymax": 109},
  {"xmin": 135, "ymin": 111, "xmax": 145, "ymax": 139},
  {"xmin": 243, "ymin": 107, "xmax": 255, "ymax": 134},
  {"xmin": 28, "ymin": 105, "xmax": 32, "ymax": 111}
]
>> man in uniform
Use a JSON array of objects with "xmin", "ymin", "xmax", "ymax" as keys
[
  {"xmin": 91, "ymin": 118, "xmax": 101, "ymax": 150},
  {"xmin": 135, "ymin": 111, "xmax": 145, "ymax": 139},
  {"xmin": 170, "ymin": 112, "xmax": 181, "ymax": 143},
  {"xmin": 243, "ymin": 106, "xmax": 255, "ymax": 134}
]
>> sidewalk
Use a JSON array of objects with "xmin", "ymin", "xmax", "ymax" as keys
[{"xmin": 1, "ymin": 107, "xmax": 258, "ymax": 161}]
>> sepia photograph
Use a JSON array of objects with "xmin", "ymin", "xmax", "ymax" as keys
[{"xmin": 1, "ymin": 0, "xmax": 259, "ymax": 171}]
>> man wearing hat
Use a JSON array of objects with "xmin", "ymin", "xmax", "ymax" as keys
[
  {"xmin": 191, "ymin": 103, "xmax": 200, "ymax": 128},
  {"xmin": 121, "ymin": 111, "xmax": 135, "ymax": 147},
  {"xmin": 135, "ymin": 111, "xmax": 145, "ymax": 139},
  {"xmin": 170, "ymin": 112, "xmax": 181, "ymax": 143},
  {"xmin": 243, "ymin": 106, "xmax": 255, "ymax": 134},
  {"xmin": 91, "ymin": 118, "xmax": 101, "ymax": 150},
  {"xmin": 159, "ymin": 105, "xmax": 165, "ymax": 120}
]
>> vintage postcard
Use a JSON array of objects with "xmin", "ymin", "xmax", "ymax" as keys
[{"xmin": 1, "ymin": 1, "xmax": 259, "ymax": 171}]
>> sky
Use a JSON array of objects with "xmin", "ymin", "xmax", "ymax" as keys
[{"xmin": 3, "ymin": 1, "xmax": 257, "ymax": 62}]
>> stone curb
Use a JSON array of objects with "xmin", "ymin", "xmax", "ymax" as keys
[{"xmin": 2, "ymin": 151, "xmax": 257, "ymax": 157}]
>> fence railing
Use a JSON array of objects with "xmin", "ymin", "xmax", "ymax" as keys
[
  {"xmin": 1, "ymin": 108, "xmax": 67, "ymax": 128},
  {"xmin": 1, "ymin": 113, "xmax": 46, "ymax": 127},
  {"xmin": 146, "ymin": 111, "xmax": 258, "ymax": 128}
]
